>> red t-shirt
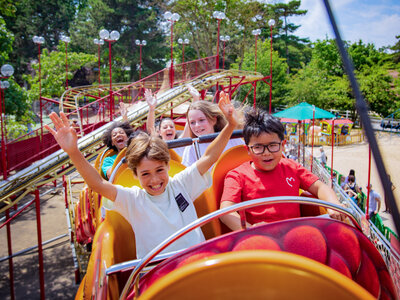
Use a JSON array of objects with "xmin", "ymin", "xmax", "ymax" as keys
[{"xmin": 221, "ymin": 158, "xmax": 319, "ymax": 224}]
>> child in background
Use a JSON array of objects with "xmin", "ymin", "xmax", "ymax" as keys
[
  {"xmin": 100, "ymin": 102, "xmax": 133, "ymax": 179},
  {"xmin": 145, "ymin": 85, "xmax": 201, "ymax": 156},
  {"xmin": 182, "ymin": 99, "xmax": 245, "ymax": 167},
  {"xmin": 220, "ymin": 109, "xmax": 344, "ymax": 231},
  {"xmin": 319, "ymin": 146, "xmax": 327, "ymax": 167},
  {"xmin": 45, "ymin": 92, "xmax": 237, "ymax": 258}
]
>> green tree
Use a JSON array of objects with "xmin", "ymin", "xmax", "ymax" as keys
[
  {"xmin": 0, "ymin": 16, "xmax": 14, "ymax": 65},
  {"xmin": 0, "ymin": 16, "xmax": 30, "ymax": 122},
  {"xmin": 2, "ymin": 0, "xmax": 77, "ymax": 83},
  {"xmin": 312, "ymin": 39, "xmax": 344, "ymax": 77},
  {"xmin": 157, "ymin": 0, "xmax": 277, "ymax": 69},
  {"xmin": 286, "ymin": 38, "xmax": 399, "ymax": 118},
  {"xmin": 69, "ymin": 0, "xmax": 167, "ymax": 82},
  {"xmin": 357, "ymin": 65, "xmax": 399, "ymax": 117},
  {"xmin": 271, "ymin": 0, "xmax": 310, "ymax": 73},
  {"xmin": 232, "ymin": 39, "xmax": 288, "ymax": 110},
  {"xmin": 348, "ymin": 40, "xmax": 387, "ymax": 71},
  {"xmin": 23, "ymin": 44, "xmax": 96, "ymax": 101},
  {"xmin": 390, "ymin": 35, "xmax": 400, "ymax": 64}
]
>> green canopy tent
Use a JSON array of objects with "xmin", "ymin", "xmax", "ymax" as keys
[
  {"xmin": 273, "ymin": 102, "xmax": 335, "ymax": 120},
  {"xmin": 273, "ymin": 102, "xmax": 336, "ymax": 176}
]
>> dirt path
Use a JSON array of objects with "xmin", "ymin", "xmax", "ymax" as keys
[{"xmin": 0, "ymin": 185, "xmax": 79, "ymax": 299}]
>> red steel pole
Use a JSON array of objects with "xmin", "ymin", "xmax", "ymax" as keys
[
  {"xmin": 139, "ymin": 44, "xmax": 142, "ymax": 80},
  {"xmin": 35, "ymin": 189, "xmax": 45, "ymax": 299},
  {"xmin": 330, "ymin": 119, "xmax": 335, "ymax": 187},
  {"xmin": 310, "ymin": 108, "xmax": 315, "ymax": 172},
  {"xmin": 169, "ymin": 21, "xmax": 174, "ymax": 88},
  {"xmin": 269, "ymin": 25, "xmax": 273, "ymax": 114},
  {"xmin": 255, "ymin": 35, "xmax": 258, "ymax": 72},
  {"xmin": 97, "ymin": 45, "xmax": 101, "ymax": 85},
  {"xmin": 182, "ymin": 43, "xmax": 186, "ymax": 79},
  {"xmin": 108, "ymin": 41, "xmax": 113, "ymax": 121},
  {"xmin": 38, "ymin": 44, "xmax": 43, "ymax": 146},
  {"xmin": 0, "ymin": 88, "xmax": 7, "ymax": 179},
  {"xmin": 6, "ymin": 209, "xmax": 15, "ymax": 300},
  {"xmin": 216, "ymin": 19, "xmax": 221, "ymax": 69},
  {"xmin": 366, "ymin": 145, "xmax": 372, "ymax": 219},
  {"xmin": 65, "ymin": 42, "xmax": 69, "ymax": 89},
  {"xmin": 222, "ymin": 41, "xmax": 226, "ymax": 69}
]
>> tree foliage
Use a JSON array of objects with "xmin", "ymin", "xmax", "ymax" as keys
[
  {"xmin": 232, "ymin": 39, "xmax": 288, "ymax": 110},
  {"xmin": 270, "ymin": 0, "xmax": 310, "ymax": 73},
  {"xmin": 2, "ymin": 0, "xmax": 77, "ymax": 83},
  {"xmin": 285, "ymin": 39, "xmax": 400, "ymax": 118},
  {"xmin": 23, "ymin": 44, "xmax": 96, "ymax": 101},
  {"xmin": 69, "ymin": 0, "xmax": 167, "ymax": 82}
]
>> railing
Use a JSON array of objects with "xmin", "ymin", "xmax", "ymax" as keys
[
  {"xmin": 300, "ymin": 145, "xmax": 400, "ymax": 296},
  {"xmin": 0, "ymin": 56, "xmax": 218, "ymax": 179}
]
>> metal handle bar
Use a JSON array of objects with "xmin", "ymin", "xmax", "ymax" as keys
[
  {"xmin": 119, "ymin": 196, "xmax": 358, "ymax": 299},
  {"xmin": 166, "ymin": 130, "xmax": 244, "ymax": 149}
]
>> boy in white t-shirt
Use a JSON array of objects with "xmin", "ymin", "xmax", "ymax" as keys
[{"xmin": 45, "ymin": 92, "xmax": 237, "ymax": 258}]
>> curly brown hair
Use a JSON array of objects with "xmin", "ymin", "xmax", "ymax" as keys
[
  {"xmin": 102, "ymin": 121, "xmax": 134, "ymax": 152},
  {"xmin": 126, "ymin": 132, "xmax": 170, "ymax": 175}
]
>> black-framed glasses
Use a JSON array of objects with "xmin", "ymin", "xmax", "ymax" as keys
[{"xmin": 249, "ymin": 142, "xmax": 281, "ymax": 155}]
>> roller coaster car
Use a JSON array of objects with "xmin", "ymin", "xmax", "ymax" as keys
[
  {"xmin": 133, "ymin": 217, "xmax": 396, "ymax": 299},
  {"xmin": 76, "ymin": 145, "xmax": 397, "ymax": 299}
]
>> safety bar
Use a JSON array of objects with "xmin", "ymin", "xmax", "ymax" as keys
[
  {"xmin": 119, "ymin": 196, "xmax": 358, "ymax": 299},
  {"xmin": 165, "ymin": 130, "xmax": 244, "ymax": 149}
]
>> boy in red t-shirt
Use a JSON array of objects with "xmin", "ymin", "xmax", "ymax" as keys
[{"xmin": 220, "ymin": 109, "xmax": 344, "ymax": 231}]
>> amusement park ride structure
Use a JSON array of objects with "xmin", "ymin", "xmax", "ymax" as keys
[{"xmin": 1, "ymin": 0, "xmax": 399, "ymax": 299}]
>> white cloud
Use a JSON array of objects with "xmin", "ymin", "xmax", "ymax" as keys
[{"xmin": 288, "ymin": 0, "xmax": 400, "ymax": 48}]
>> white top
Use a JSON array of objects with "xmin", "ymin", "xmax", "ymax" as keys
[
  {"xmin": 181, "ymin": 138, "xmax": 245, "ymax": 167},
  {"xmin": 368, "ymin": 189, "xmax": 380, "ymax": 214},
  {"xmin": 173, "ymin": 146, "xmax": 185, "ymax": 157},
  {"xmin": 113, "ymin": 164, "xmax": 212, "ymax": 258}
]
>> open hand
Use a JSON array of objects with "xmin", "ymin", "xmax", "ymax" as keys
[
  {"xmin": 144, "ymin": 89, "xmax": 157, "ymax": 109},
  {"xmin": 44, "ymin": 112, "xmax": 78, "ymax": 154},
  {"xmin": 119, "ymin": 102, "xmax": 129, "ymax": 121},
  {"xmin": 327, "ymin": 209, "xmax": 346, "ymax": 222},
  {"xmin": 218, "ymin": 91, "xmax": 238, "ymax": 128},
  {"xmin": 186, "ymin": 84, "xmax": 200, "ymax": 101}
]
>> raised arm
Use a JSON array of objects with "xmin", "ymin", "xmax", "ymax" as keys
[
  {"xmin": 308, "ymin": 180, "xmax": 345, "ymax": 221},
  {"xmin": 196, "ymin": 92, "xmax": 238, "ymax": 175},
  {"xmin": 45, "ymin": 112, "xmax": 117, "ymax": 201},
  {"xmin": 145, "ymin": 89, "xmax": 157, "ymax": 136},
  {"xmin": 119, "ymin": 102, "xmax": 129, "ymax": 122}
]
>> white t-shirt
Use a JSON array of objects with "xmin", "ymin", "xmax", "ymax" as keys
[
  {"xmin": 113, "ymin": 164, "xmax": 212, "ymax": 258},
  {"xmin": 181, "ymin": 138, "xmax": 245, "ymax": 167},
  {"xmin": 173, "ymin": 146, "xmax": 185, "ymax": 157}
]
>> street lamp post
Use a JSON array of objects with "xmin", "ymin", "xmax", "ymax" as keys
[
  {"xmin": 99, "ymin": 29, "xmax": 120, "ymax": 121},
  {"xmin": 268, "ymin": 18, "xmax": 275, "ymax": 114},
  {"xmin": 164, "ymin": 11, "xmax": 180, "ymax": 88},
  {"xmin": 135, "ymin": 40, "xmax": 147, "ymax": 80},
  {"xmin": 93, "ymin": 38, "xmax": 104, "ymax": 86},
  {"xmin": 177, "ymin": 38, "xmax": 189, "ymax": 64},
  {"xmin": 251, "ymin": 28, "xmax": 261, "ymax": 107},
  {"xmin": 252, "ymin": 29, "xmax": 261, "ymax": 72},
  {"xmin": 220, "ymin": 35, "xmax": 230, "ymax": 69},
  {"xmin": 0, "ymin": 64, "xmax": 13, "ymax": 179},
  {"xmin": 178, "ymin": 38, "xmax": 189, "ymax": 78},
  {"xmin": 33, "ymin": 36, "xmax": 45, "ymax": 143},
  {"xmin": 213, "ymin": 11, "xmax": 226, "ymax": 69},
  {"xmin": 60, "ymin": 35, "xmax": 71, "ymax": 89}
]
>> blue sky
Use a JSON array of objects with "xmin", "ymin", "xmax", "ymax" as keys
[{"xmin": 287, "ymin": 0, "xmax": 400, "ymax": 48}]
